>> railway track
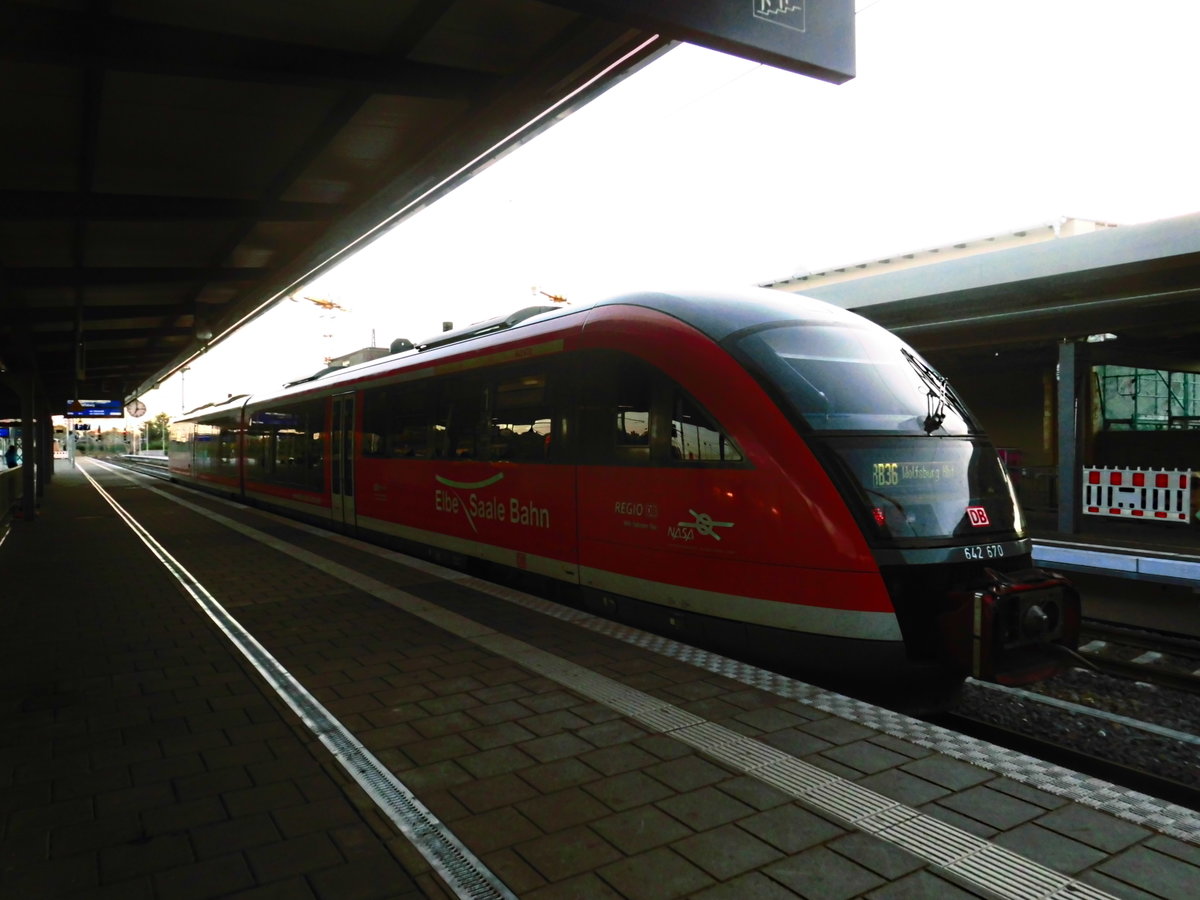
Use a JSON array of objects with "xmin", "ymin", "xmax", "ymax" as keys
[
  {"xmin": 1076, "ymin": 619, "xmax": 1200, "ymax": 695},
  {"xmin": 943, "ymin": 676, "xmax": 1200, "ymax": 811},
  {"xmin": 941, "ymin": 616, "xmax": 1200, "ymax": 808},
  {"xmin": 107, "ymin": 454, "xmax": 171, "ymax": 479}
]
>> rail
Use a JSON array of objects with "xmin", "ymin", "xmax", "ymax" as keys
[
  {"xmin": 119, "ymin": 453, "xmax": 168, "ymax": 466},
  {"xmin": 944, "ymin": 680, "xmax": 1200, "ymax": 815},
  {"xmin": 108, "ymin": 454, "xmax": 171, "ymax": 481},
  {"xmin": 1078, "ymin": 620, "xmax": 1200, "ymax": 696}
]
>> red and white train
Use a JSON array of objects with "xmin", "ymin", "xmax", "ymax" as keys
[{"xmin": 169, "ymin": 288, "xmax": 1078, "ymax": 692}]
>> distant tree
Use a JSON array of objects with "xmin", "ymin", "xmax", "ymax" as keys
[{"xmin": 150, "ymin": 412, "xmax": 172, "ymax": 451}]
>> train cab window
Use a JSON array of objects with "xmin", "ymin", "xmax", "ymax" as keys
[
  {"xmin": 490, "ymin": 372, "xmax": 553, "ymax": 463},
  {"xmin": 736, "ymin": 324, "xmax": 975, "ymax": 434},
  {"xmin": 671, "ymin": 394, "xmax": 742, "ymax": 463}
]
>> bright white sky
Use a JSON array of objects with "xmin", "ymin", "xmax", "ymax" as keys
[{"xmin": 137, "ymin": 0, "xmax": 1200, "ymax": 421}]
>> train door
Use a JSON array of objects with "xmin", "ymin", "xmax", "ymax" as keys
[{"xmin": 331, "ymin": 392, "xmax": 356, "ymax": 528}]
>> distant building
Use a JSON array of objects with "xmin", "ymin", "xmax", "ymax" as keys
[
  {"xmin": 761, "ymin": 216, "xmax": 1118, "ymax": 293},
  {"xmin": 327, "ymin": 347, "xmax": 389, "ymax": 368}
]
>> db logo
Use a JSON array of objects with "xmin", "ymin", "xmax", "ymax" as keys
[{"xmin": 967, "ymin": 506, "xmax": 990, "ymax": 527}]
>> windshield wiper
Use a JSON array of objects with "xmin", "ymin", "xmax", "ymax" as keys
[{"xmin": 900, "ymin": 348, "xmax": 970, "ymax": 434}]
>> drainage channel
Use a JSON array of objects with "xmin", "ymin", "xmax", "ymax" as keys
[{"xmin": 79, "ymin": 462, "xmax": 516, "ymax": 900}]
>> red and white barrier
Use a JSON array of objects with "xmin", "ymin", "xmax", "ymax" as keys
[{"xmin": 1082, "ymin": 467, "xmax": 1192, "ymax": 523}]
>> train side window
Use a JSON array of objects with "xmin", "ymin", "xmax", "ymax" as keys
[
  {"xmin": 361, "ymin": 387, "xmax": 389, "ymax": 458},
  {"xmin": 392, "ymin": 384, "xmax": 437, "ymax": 458},
  {"xmin": 218, "ymin": 425, "xmax": 239, "ymax": 470},
  {"xmin": 249, "ymin": 409, "xmax": 300, "ymax": 476},
  {"xmin": 308, "ymin": 420, "xmax": 325, "ymax": 492},
  {"xmin": 363, "ymin": 383, "xmax": 437, "ymax": 459},
  {"xmin": 613, "ymin": 360, "xmax": 652, "ymax": 464},
  {"xmin": 275, "ymin": 426, "xmax": 309, "ymax": 482},
  {"xmin": 577, "ymin": 352, "xmax": 654, "ymax": 466},
  {"xmin": 670, "ymin": 393, "xmax": 742, "ymax": 463},
  {"xmin": 244, "ymin": 422, "xmax": 270, "ymax": 472},
  {"xmin": 194, "ymin": 423, "xmax": 219, "ymax": 470},
  {"xmin": 575, "ymin": 350, "xmax": 744, "ymax": 468},
  {"xmin": 490, "ymin": 371, "xmax": 552, "ymax": 462},
  {"xmin": 393, "ymin": 386, "xmax": 436, "ymax": 460},
  {"xmin": 168, "ymin": 422, "xmax": 193, "ymax": 460},
  {"xmin": 253, "ymin": 400, "xmax": 325, "ymax": 491},
  {"xmin": 440, "ymin": 378, "xmax": 485, "ymax": 459}
]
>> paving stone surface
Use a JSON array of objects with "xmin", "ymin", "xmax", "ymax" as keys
[
  {"xmin": 0, "ymin": 465, "xmax": 440, "ymax": 899},
  {"xmin": 4, "ymin": 461, "xmax": 1197, "ymax": 900},
  {"xmin": 994, "ymin": 822, "xmax": 1109, "ymax": 874}
]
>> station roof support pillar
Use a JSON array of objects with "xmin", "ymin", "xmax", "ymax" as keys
[
  {"xmin": 20, "ymin": 374, "xmax": 38, "ymax": 522},
  {"xmin": 1056, "ymin": 340, "xmax": 1084, "ymax": 534}
]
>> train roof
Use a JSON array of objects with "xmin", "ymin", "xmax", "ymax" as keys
[
  {"xmin": 177, "ymin": 287, "xmax": 868, "ymax": 421},
  {"xmin": 179, "ymin": 393, "xmax": 251, "ymax": 418},
  {"xmin": 594, "ymin": 287, "xmax": 865, "ymax": 343}
]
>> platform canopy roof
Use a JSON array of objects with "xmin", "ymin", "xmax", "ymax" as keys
[
  {"xmin": 795, "ymin": 212, "xmax": 1200, "ymax": 375},
  {"xmin": 0, "ymin": 0, "xmax": 857, "ymax": 419}
]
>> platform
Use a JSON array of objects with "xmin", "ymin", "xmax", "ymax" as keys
[
  {"xmin": 1, "ymin": 460, "xmax": 1197, "ymax": 899},
  {"xmin": 1028, "ymin": 507, "xmax": 1200, "ymax": 588},
  {"xmin": 1029, "ymin": 525, "xmax": 1200, "ymax": 590},
  {"xmin": 1025, "ymin": 510, "xmax": 1200, "ymax": 636}
]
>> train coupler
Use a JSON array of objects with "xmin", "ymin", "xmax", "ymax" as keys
[{"xmin": 940, "ymin": 567, "xmax": 1080, "ymax": 684}]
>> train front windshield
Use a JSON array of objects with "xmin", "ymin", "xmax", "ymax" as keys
[
  {"xmin": 736, "ymin": 322, "xmax": 1024, "ymax": 541},
  {"xmin": 736, "ymin": 323, "xmax": 975, "ymax": 435}
]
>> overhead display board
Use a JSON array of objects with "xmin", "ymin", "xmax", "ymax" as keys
[
  {"xmin": 66, "ymin": 399, "xmax": 125, "ymax": 418},
  {"xmin": 548, "ymin": 0, "xmax": 855, "ymax": 84}
]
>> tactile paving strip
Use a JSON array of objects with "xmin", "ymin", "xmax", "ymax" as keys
[
  {"xmin": 452, "ymin": 572, "xmax": 1200, "ymax": 844},
  {"xmin": 419, "ymin": 609, "xmax": 1124, "ymax": 900}
]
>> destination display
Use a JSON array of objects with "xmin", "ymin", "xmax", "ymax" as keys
[
  {"xmin": 827, "ymin": 437, "xmax": 1018, "ymax": 540},
  {"xmin": 66, "ymin": 399, "xmax": 125, "ymax": 418},
  {"xmin": 871, "ymin": 461, "xmax": 959, "ymax": 488}
]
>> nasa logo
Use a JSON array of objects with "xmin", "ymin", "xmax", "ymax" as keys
[
  {"xmin": 966, "ymin": 506, "xmax": 990, "ymax": 527},
  {"xmin": 671, "ymin": 509, "xmax": 734, "ymax": 542}
]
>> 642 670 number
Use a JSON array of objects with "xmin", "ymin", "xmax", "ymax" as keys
[{"xmin": 963, "ymin": 544, "xmax": 1004, "ymax": 561}]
